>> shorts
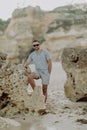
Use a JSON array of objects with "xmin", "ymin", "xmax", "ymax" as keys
[{"xmin": 35, "ymin": 69, "xmax": 50, "ymax": 85}]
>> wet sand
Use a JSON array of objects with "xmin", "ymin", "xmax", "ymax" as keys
[{"xmin": 1, "ymin": 62, "xmax": 87, "ymax": 130}]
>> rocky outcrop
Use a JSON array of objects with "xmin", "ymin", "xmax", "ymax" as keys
[
  {"xmin": 0, "ymin": 4, "xmax": 87, "ymax": 62},
  {"xmin": 62, "ymin": 47, "xmax": 87, "ymax": 101},
  {"xmin": 0, "ymin": 52, "xmax": 46, "ymax": 117}
]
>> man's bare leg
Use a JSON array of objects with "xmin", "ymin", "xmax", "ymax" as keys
[
  {"xmin": 28, "ymin": 73, "xmax": 39, "ymax": 90},
  {"xmin": 42, "ymin": 85, "xmax": 48, "ymax": 102},
  {"xmin": 28, "ymin": 73, "xmax": 36, "ymax": 90}
]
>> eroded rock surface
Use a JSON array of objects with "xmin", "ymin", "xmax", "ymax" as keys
[
  {"xmin": 62, "ymin": 47, "xmax": 87, "ymax": 101},
  {"xmin": 0, "ymin": 4, "xmax": 87, "ymax": 63},
  {"xmin": 0, "ymin": 52, "xmax": 46, "ymax": 117}
]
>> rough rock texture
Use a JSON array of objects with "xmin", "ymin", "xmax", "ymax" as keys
[
  {"xmin": 0, "ymin": 4, "xmax": 87, "ymax": 63},
  {"xmin": 0, "ymin": 117, "xmax": 20, "ymax": 128},
  {"xmin": 0, "ymin": 52, "xmax": 7, "ymax": 68},
  {"xmin": 0, "ymin": 52, "xmax": 46, "ymax": 117},
  {"xmin": 62, "ymin": 47, "xmax": 87, "ymax": 101}
]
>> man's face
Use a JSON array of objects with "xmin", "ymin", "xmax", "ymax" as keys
[{"xmin": 32, "ymin": 42, "xmax": 40, "ymax": 50}]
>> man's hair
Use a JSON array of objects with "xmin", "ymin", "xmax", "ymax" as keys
[{"xmin": 32, "ymin": 40, "xmax": 40, "ymax": 43}]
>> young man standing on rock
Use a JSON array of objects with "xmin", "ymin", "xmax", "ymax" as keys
[{"xmin": 25, "ymin": 40, "xmax": 52, "ymax": 102}]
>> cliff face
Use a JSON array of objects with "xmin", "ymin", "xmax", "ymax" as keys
[
  {"xmin": 0, "ymin": 4, "xmax": 87, "ymax": 63},
  {"xmin": 62, "ymin": 47, "xmax": 87, "ymax": 101}
]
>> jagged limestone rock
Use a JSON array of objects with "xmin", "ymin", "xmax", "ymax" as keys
[
  {"xmin": 0, "ymin": 52, "xmax": 46, "ymax": 117},
  {"xmin": 0, "ymin": 117, "xmax": 20, "ymax": 128},
  {"xmin": 62, "ymin": 47, "xmax": 87, "ymax": 101},
  {"xmin": 0, "ymin": 4, "xmax": 87, "ymax": 63},
  {"xmin": 0, "ymin": 52, "xmax": 7, "ymax": 68},
  {"xmin": 25, "ymin": 86, "xmax": 46, "ymax": 115}
]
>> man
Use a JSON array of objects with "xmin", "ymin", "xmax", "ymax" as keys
[{"xmin": 25, "ymin": 40, "xmax": 52, "ymax": 102}]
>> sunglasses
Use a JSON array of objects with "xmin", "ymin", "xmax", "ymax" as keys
[{"xmin": 33, "ymin": 44, "xmax": 40, "ymax": 47}]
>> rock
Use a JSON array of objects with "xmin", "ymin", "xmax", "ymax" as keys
[
  {"xmin": 0, "ymin": 52, "xmax": 46, "ymax": 117},
  {"xmin": 28, "ymin": 86, "xmax": 46, "ymax": 115},
  {"xmin": 0, "ymin": 4, "xmax": 87, "ymax": 63},
  {"xmin": 62, "ymin": 47, "xmax": 87, "ymax": 101},
  {"xmin": 0, "ymin": 52, "xmax": 7, "ymax": 68},
  {"xmin": 0, "ymin": 116, "xmax": 20, "ymax": 128},
  {"xmin": 76, "ymin": 119, "xmax": 87, "ymax": 124}
]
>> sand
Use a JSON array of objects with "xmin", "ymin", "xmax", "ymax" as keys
[{"xmin": 0, "ymin": 62, "xmax": 87, "ymax": 130}]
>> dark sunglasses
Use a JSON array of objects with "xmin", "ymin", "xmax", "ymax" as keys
[{"xmin": 33, "ymin": 44, "xmax": 40, "ymax": 47}]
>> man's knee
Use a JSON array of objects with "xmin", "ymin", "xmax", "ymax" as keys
[
  {"xmin": 28, "ymin": 73, "xmax": 38, "ymax": 80},
  {"xmin": 28, "ymin": 74, "xmax": 34, "ymax": 80}
]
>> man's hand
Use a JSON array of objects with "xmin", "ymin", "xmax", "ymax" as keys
[
  {"xmin": 24, "ymin": 60, "xmax": 30, "ymax": 69},
  {"xmin": 26, "ymin": 66, "xmax": 31, "ymax": 74},
  {"xmin": 24, "ymin": 60, "xmax": 32, "ymax": 74},
  {"xmin": 24, "ymin": 64, "xmax": 28, "ymax": 69}
]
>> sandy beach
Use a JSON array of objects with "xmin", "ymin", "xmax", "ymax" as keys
[{"xmin": 1, "ymin": 62, "xmax": 87, "ymax": 130}]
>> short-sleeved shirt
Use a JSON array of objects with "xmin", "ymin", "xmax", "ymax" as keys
[{"xmin": 28, "ymin": 49, "xmax": 51, "ymax": 70}]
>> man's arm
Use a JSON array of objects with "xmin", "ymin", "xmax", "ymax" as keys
[
  {"xmin": 24, "ymin": 60, "xmax": 30, "ymax": 68},
  {"xmin": 47, "ymin": 59, "xmax": 52, "ymax": 74},
  {"xmin": 24, "ymin": 60, "xmax": 32, "ymax": 74}
]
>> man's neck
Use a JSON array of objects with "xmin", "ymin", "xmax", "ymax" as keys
[{"xmin": 35, "ymin": 49, "xmax": 42, "ymax": 53}]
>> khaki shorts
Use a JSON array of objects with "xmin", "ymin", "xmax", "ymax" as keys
[{"xmin": 35, "ymin": 69, "xmax": 50, "ymax": 85}]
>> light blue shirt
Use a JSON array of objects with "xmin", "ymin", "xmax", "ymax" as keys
[{"xmin": 28, "ymin": 50, "xmax": 51, "ymax": 70}]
